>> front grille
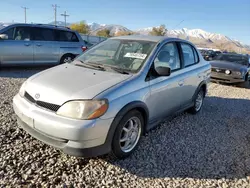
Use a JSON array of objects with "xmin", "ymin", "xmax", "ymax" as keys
[
  {"xmin": 36, "ymin": 101, "xmax": 60, "ymax": 112},
  {"xmin": 24, "ymin": 91, "xmax": 60, "ymax": 112},
  {"xmin": 24, "ymin": 92, "xmax": 36, "ymax": 103}
]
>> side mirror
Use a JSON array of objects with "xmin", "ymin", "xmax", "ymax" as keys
[
  {"xmin": 155, "ymin": 66, "xmax": 171, "ymax": 76},
  {"xmin": 0, "ymin": 34, "xmax": 8, "ymax": 40}
]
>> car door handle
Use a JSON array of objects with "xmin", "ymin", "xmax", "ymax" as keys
[
  {"xmin": 178, "ymin": 80, "xmax": 184, "ymax": 86},
  {"xmin": 24, "ymin": 43, "xmax": 30, "ymax": 46},
  {"xmin": 36, "ymin": 43, "xmax": 42, "ymax": 46}
]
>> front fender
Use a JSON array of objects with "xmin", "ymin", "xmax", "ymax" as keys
[{"xmin": 102, "ymin": 101, "xmax": 149, "ymax": 150}]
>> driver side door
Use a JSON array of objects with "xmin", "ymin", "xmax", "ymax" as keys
[
  {"xmin": 146, "ymin": 42, "xmax": 184, "ymax": 123},
  {"xmin": 0, "ymin": 26, "xmax": 34, "ymax": 65}
]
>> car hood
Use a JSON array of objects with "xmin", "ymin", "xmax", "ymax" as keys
[
  {"xmin": 210, "ymin": 60, "xmax": 246, "ymax": 70},
  {"xmin": 25, "ymin": 63, "xmax": 132, "ymax": 105}
]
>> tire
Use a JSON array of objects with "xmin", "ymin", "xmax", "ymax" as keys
[
  {"xmin": 60, "ymin": 54, "xmax": 75, "ymax": 64},
  {"xmin": 238, "ymin": 80, "xmax": 250, "ymax": 88},
  {"xmin": 188, "ymin": 89, "xmax": 204, "ymax": 114},
  {"xmin": 111, "ymin": 110, "xmax": 144, "ymax": 159}
]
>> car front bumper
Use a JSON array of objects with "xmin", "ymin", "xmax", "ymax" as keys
[
  {"xmin": 211, "ymin": 72, "xmax": 245, "ymax": 83},
  {"xmin": 13, "ymin": 94, "xmax": 114, "ymax": 157}
]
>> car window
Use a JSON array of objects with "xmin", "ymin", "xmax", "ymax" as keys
[
  {"xmin": 14, "ymin": 27, "xmax": 31, "ymax": 41},
  {"xmin": 57, "ymin": 30, "xmax": 79, "ymax": 42},
  {"xmin": 154, "ymin": 42, "xmax": 181, "ymax": 71},
  {"xmin": 76, "ymin": 39, "xmax": 156, "ymax": 73},
  {"xmin": 180, "ymin": 43, "xmax": 196, "ymax": 67},
  {"xmin": 33, "ymin": 27, "xmax": 55, "ymax": 41},
  {"xmin": 2, "ymin": 27, "xmax": 14, "ymax": 40},
  {"xmin": 89, "ymin": 39, "xmax": 120, "ymax": 58}
]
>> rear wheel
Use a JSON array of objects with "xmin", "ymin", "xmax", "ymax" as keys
[
  {"xmin": 188, "ymin": 89, "xmax": 204, "ymax": 114},
  {"xmin": 60, "ymin": 54, "xmax": 75, "ymax": 64},
  {"xmin": 111, "ymin": 110, "xmax": 144, "ymax": 159}
]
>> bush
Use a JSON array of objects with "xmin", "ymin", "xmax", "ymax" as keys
[
  {"xmin": 70, "ymin": 21, "xmax": 90, "ymax": 34},
  {"xmin": 115, "ymin": 31, "xmax": 134, "ymax": 36},
  {"xmin": 149, "ymin": 25, "xmax": 167, "ymax": 36},
  {"xmin": 96, "ymin": 29, "xmax": 111, "ymax": 37}
]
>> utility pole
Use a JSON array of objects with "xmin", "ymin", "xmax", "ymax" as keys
[
  {"xmin": 61, "ymin": 11, "xmax": 69, "ymax": 27},
  {"xmin": 52, "ymin": 4, "xmax": 60, "ymax": 25},
  {"xmin": 21, "ymin": 7, "xmax": 28, "ymax": 23}
]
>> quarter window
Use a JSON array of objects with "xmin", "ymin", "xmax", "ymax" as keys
[
  {"xmin": 180, "ymin": 43, "xmax": 198, "ymax": 67},
  {"xmin": 154, "ymin": 42, "xmax": 181, "ymax": 71}
]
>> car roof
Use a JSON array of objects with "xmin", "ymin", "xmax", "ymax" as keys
[
  {"xmin": 111, "ymin": 35, "xmax": 188, "ymax": 43},
  {"xmin": 4, "ymin": 23, "xmax": 72, "ymax": 32}
]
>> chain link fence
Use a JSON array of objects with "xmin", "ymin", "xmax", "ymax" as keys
[{"xmin": 80, "ymin": 34, "xmax": 107, "ymax": 45}]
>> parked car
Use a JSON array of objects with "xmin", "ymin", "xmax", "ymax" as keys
[
  {"xmin": 204, "ymin": 50, "xmax": 217, "ymax": 61},
  {"xmin": 0, "ymin": 23, "xmax": 90, "ymax": 66},
  {"xmin": 13, "ymin": 36, "xmax": 211, "ymax": 159},
  {"xmin": 210, "ymin": 53, "xmax": 250, "ymax": 87}
]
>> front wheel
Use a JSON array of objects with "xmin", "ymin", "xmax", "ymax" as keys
[
  {"xmin": 238, "ymin": 80, "xmax": 250, "ymax": 88},
  {"xmin": 111, "ymin": 110, "xmax": 144, "ymax": 159},
  {"xmin": 188, "ymin": 89, "xmax": 204, "ymax": 114}
]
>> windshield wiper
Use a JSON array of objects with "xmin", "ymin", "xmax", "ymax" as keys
[
  {"xmin": 76, "ymin": 60, "xmax": 130, "ymax": 74},
  {"xmin": 109, "ymin": 66, "xmax": 130, "ymax": 75},
  {"xmin": 75, "ymin": 60, "xmax": 106, "ymax": 71}
]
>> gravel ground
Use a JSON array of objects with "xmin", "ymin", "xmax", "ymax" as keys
[{"xmin": 1, "ymin": 68, "xmax": 250, "ymax": 187}]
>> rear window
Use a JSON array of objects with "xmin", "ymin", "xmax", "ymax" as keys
[{"xmin": 56, "ymin": 30, "xmax": 79, "ymax": 42}]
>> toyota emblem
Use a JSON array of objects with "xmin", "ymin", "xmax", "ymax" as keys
[{"xmin": 35, "ymin": 93, "xmax": 40, "ymax": 99}]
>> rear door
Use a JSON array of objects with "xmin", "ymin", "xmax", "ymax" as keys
[
  {"xmin": 0, "ymin": 26, "xmax": 34, "ymax": 65},
  {"xmin": 33, "ymin": 27, "xmax": 59, "ymax": 64},
  {"xmin": 177, "ymin": 42, "xmax": 204, "ymax": 107}
]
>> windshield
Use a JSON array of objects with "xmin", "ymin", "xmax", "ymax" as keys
[
  {"xmin": 214, "ymin": 54, "xmax": 249, "ymax": 65},
  {"xmin": 75, "ymin": 39, "xmax": 156, "ymax": 73}
]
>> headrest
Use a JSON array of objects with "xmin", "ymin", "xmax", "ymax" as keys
[{"xmin": 158, "ymin": 51, "xmax": 170, "ymax": 62}]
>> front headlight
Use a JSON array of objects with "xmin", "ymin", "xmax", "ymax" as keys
[
  {"xmin": 19, "ymin": 81, "xmax": 27, "ymax": 97},
  {"xmin": 57, "ymin": 99, "xmax": 108, "ymax": 120},
  {"xmin": 225, "ymin": 70, "xmax": 231, "ymax": 75}
]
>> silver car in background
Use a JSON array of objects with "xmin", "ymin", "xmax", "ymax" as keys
[
  {"xmin": 13, "ymin": 36, "xmax": 211, "ymax": 159},
  {"xmin": 0, "ymin": 23, "xmax": 91, "ymax": 66}
]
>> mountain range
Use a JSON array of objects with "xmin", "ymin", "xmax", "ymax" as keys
[{"xmin": 1, "ymin": 21, "xmax": 249, "ymax": 53}]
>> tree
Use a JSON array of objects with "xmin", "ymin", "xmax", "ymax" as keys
[
  {"xmin": 149, "ymin": 25, "xmax": 167, "ymax": 36},
  {"xmin": 70, "ymin": 21, "xmax": 90, "ymax": 34},
  {"xmin": 115, "ymin": 31, "xmax": 134, "ymax": 36},
  {"xmin": 96, "ymin": 29, "xmax": 111, "ymax": 37}
]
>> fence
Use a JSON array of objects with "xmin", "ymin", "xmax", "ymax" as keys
[{"xmin": 80, "ymin": 34, "xmax": 107, "ymax": 44}]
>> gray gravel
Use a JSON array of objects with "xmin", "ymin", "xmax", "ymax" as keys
[{"xmin": 1, "ymin": 68, "xmax": 250, "ymax": 187}]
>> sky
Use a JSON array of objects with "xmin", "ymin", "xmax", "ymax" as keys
[{"xmin": 0, "ymin": 0, "xmax": 249, "ymax": 44}]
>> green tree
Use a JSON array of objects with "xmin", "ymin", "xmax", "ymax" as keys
[
  {"xmin": 70, "ymin": 21, "xmax": 90, "ymax": 34},
  {"xmin": 149, "ymin": 25, "xmax": 167, "ymax": 36},
  {"xmin": 96, "ymin": 29, "xmax": 111, "ymax": 37}
]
